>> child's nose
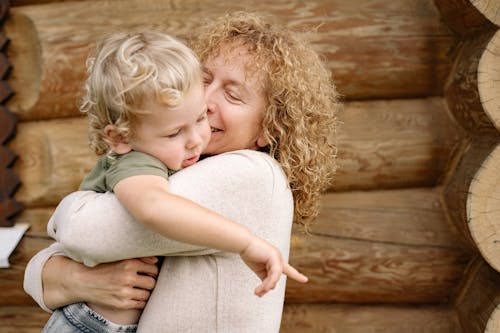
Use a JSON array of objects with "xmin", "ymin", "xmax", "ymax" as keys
[{"xmin": 187, "ymin": 129, "xmax": 203, "ymax": 149}]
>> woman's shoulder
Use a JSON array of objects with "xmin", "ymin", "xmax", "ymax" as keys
[
  {"xmin": 218, "ymin": 149, "xmax": 282, "ymax": 171},
  {"xmin": 171, "ymin": 150, "xmax": 289, "ymax": 195}
]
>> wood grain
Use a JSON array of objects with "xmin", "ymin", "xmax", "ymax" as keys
[
  {"xmin": 8, "ymin": 98, "xmax": 463, "ymax": 207},
  {"xmin": 0, "ymin": 304, "xmax": 461, "ymax": 333},
  {"xmin": 4, "ymin": 0, "xmax": 455, "ymax": 121},
  {"xmin": 453, "ymin": 256, "xmax": 500, "ymax": 333},
  {"xmin": 281, "ymin": 304, "xmax": 461, "ymax": 333},
  {"xmin": 3, "ymin": 187, "xmax": 470, "ymax": 305},
  {"xmin": 467, "ymin": 143, "xmax": 500, "ymax": 273},
  {"xmin": 444, "ymin": 28, "xmax": 499, "ymax": 136}
]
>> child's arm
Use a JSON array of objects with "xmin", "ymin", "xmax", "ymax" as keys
[{"xmin": 114, "ymin": 174, "xmax": 307, "ymax": 296}]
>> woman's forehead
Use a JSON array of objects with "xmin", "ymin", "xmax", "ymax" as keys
[{"xmin": 205, "ymin": 44, "xmax": 267, "ymax": 87}]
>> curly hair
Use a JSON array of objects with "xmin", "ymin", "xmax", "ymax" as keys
[
  {"xmin": 191, "ymin": 12, "xmax": 340, "ymax": 228},
  {"xmin": 81, "ymin": 31, "xmax": 202, "ymax": 155}
]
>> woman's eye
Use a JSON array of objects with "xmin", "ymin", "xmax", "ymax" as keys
[
  {"xmin": 226, "ymin": 91, "xmax": 241, "ymax": 102},
  {"xmin": 202, "ymin": 74, "xmax": 212, "ymax": 86}
]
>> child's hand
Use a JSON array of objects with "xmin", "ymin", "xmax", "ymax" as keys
[{"xmin": 239, "ymin": 236, "xmax": 308, "ymax": 297}]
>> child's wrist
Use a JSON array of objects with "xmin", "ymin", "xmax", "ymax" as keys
[{"xmin": 238, "ymin": 232, "xmax": 257, "ymax": 255}]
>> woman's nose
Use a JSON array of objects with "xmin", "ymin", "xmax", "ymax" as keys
[{"xmin": 204, "ymin": 84, "xmax": 216, "ymax": 115}]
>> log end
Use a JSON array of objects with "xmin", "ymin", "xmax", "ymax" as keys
[
  {"xmin": 467, "ymin": 143, "xmax": 500, "ymax": 273},
  {"xmin": 3, "ymin": 9, "xmax": 42, "ymax": 117},
  {"xmin": 486, "ymin": 305, "xmax": 500, "ymax": 333},
  {"xmin": 478, "ymin": 29, "xmax": 500, "ymax": 132},
  {"xmin": 472, "ymin": 0, "xmax": 500, "ymax": 27}
]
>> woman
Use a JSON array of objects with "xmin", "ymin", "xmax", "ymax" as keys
[{"xmin": 24, "ymin": 11, "xmax": 339, "ymax": 332}]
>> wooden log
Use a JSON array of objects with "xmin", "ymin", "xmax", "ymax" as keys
[
  {"xmin": 281, "ymin": 304, "xmax": 461, "ymax": 333},
  {"xmin": 10, "ymin": 117, "xmax": 96, "ymax": 207},
  {"xmin": 286, "ymin": 188, "xmax": 470, "ymax": 303},
  {"xmin": 434, "ymin": 0, "xmax": 497, "ymax": 36},
  {"xmin": 478, "ymin": 29, "xmax": 500, "ymax": 131},
  {"xmin": 467, "ymin": 143, "xmax": 500, "ymax": 273},
  {"xmin": 0, "ymin": 306, "xmax": 50, "ymax": 333},
  {"xmin": 0, "ymin": 0, "xmax": 22, "ymax": 227},
  {"xmin": 333, "ymin": 97, "xmax": 463, "ymax": 191},
  {"xmin": 444, "ymin": 28, "xmax": 499, "ymax": 135},
  {"xmin": 471, "ymin": 0, "xmax": 500, "ymax": 27},
  {"xmin": 4, "ymin": 188, "xmax": 470, "ymax": 305},
  {"xmin": 3, "ymin": 0, "xmax": 455, "ymax": 121},
  {"xmin": 0, "ymin": 304, "xmax": 460, "ymax": 333},
  {"xmin": 0, "ymin": 235, "xmax": 53, "ymax": 306},
  {"xmin": 453, "ymin": 256, "xmax": 500, "ymax": 333},
  {"xmin": 8, "ymin": 98, "xmax": 463, "ymax": 207},
  {"xmin": 0, "ymin": 207, "xmax": 55, "ymax": 306},
  {"xmin": 11, "ymin": 0, "xmax": 85, "ymax": 6},
  {"xmin": 442, "ymin": 136, "xmax": 500, "ymax": 253}
]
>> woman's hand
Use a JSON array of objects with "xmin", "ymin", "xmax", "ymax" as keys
[
  {"xmin": 239, "ymin": 237, "xmax": 308, "ymax": 297},
  {"xmin": 42, "ymin": 255, "xmax": 159, "ymax": 310}
]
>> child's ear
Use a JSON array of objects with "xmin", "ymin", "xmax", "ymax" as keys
[{"xmin": 104, "ymin": 124, "xmax": 132, "ymax": 154}]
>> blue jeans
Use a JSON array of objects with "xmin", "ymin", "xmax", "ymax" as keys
[{"xmin": 42, "ymin": 302, "xmax": 137, "ymax": 333}]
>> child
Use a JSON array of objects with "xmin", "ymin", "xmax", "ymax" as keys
[{"xmin": 42, "ymin": 31, "xmax": 307, "ymax": 332}]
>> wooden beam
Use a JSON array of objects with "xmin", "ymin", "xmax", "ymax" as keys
[
  {"xmin": 286, "ymin": 188, "xmax": 469, "ymax": 303},
  {"xmin": 3, "ymin": 188, "xmax": 470, "ymax": 305},
  {"xmin": 471, "ymin": 0, "xmax": 500, "ymax": 27},
  {"xmin": 0, "ymin": 303, "xmax": 461, "ymax": 333},
  {"xmin": 4, "ymin": 0, "xmax": 455, "ymax": 122},
  {"xmin": 467, "ymin": 143, "xmax": 500, "ymax": 273},
  {"xmin": 444, "ymin": 28, "xmax": 499, "ymax": 136},
  {"xmin": 478, "ymin": 29, "xmax": 500, "ymax": 132},
  {"xmin": 453, "ymin": 256, "xmax": 500, "ymax": 333},
  {"xmin": 0, "ymin": 306, "xmax": 50, "ymax": 333},
  {"xmin": 442, "ymin": 136, "xmax": 499, "ymax": 253},
  {"xmin": 333, "ymin": 97, "xmax": 463, "ymax": 192},
  {"xmin": 9, "ymin": 98, "xmax": 463, "ymax": 207},
  {"xmin": 434, "ymin": 0, "xmax": 497, "ymax": 36},
  {"xmin": 0, "ymin": 0, "xmax": 22, "ymax": 226},
  {"xmin": 281, "ymin": 304, "xmax": 461, "ymax": 333}
]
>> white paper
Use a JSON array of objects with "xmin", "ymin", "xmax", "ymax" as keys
[{"xmin": 0, "ymin": 223, "xmax": 30, "ymax": 268}]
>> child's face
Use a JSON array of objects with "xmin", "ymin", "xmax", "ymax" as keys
[{"xmin": 130, "ymin": 82, "xmax": 211, "ymax": 171}]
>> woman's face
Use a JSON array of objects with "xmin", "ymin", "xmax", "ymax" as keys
[{"xmin": 202, "ymin": 44, "xmax": 268, "ymax": 155}]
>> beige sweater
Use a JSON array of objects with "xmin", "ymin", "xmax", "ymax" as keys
[{"xmin": 24, "ymin": 150, "xmax": 294, "ymax": 333}]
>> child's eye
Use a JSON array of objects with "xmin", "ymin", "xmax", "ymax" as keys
[
  {"xmin": 197, "ymin": 112, "xmax": 207, "ymax": 122},
  {"xmin": 166, "ymin": 130, "xmax": 180, "ymax": 138}
]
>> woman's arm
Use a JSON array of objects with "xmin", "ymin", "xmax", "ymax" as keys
[
  {"xmin": 24, "ymin": 243, "xmax": 159, "ymax": 312},
  {"xmin": 26, "ymin": 150, "xmax": 294, "ymax": 309},
  {"xmin": 49, "ymin": 150, "xmax": 271, "ymax": 266},
  {"xmin": 48, "ymin": 191, "xmax": 217, "ymax": 267}
]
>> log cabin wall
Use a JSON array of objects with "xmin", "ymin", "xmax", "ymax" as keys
[{"xmin": 0, "ymin": 0, "xmax": 498, "ymax": 332}]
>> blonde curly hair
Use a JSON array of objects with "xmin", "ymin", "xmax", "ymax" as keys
[
  {"xmin": 81, "ymin": 31, "xmax": 202, "ymax": 155},
  {"xmin": 191, "ymin": 12, "xmax": 340, "ymax": 227}
]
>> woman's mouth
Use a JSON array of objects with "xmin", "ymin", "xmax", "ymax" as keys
[{"xmin": 211, "ymin": 127, "xmax": 221, "ymax": 133}]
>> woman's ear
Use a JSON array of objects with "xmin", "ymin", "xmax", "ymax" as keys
[
  {"xmin": 256, "ymin": 132, "xmax": 269, "ymax": 148},
  {"xmin": 104, "ymin": 124, "xmax": 132, "ymax": 154}
]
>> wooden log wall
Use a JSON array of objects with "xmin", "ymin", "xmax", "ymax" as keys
[
  {"xmin": 0, "ymin": 0, "xmax": 21, "ymax": 227},
  {"xmin": 3, "ymin": 0, "xmax": 499, "ymax": 332},
  {"xmin": 435, "ymin": 0, "xmax": 500, "ymax": 332}
]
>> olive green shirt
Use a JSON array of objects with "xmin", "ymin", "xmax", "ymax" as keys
[{"xmin": 80, "ymin": 151, "xmax": 173, "ymax": 192}]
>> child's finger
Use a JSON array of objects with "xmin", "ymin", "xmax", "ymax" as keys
[
  {"xmin": 255, "ymin": 266, "xmax": 280, "ymax": 297},
  {"xmin": 283, "ymin": 264, "xmax": 308, "ymax": 283}
]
